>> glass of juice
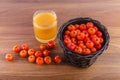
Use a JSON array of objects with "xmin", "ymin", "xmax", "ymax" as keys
[{"xmin": 33, "ymin": 10, "xmax": 57, "ymax": 43}]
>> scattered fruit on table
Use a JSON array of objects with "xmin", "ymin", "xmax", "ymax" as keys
[
  {"xmin": 19, "ymin": 50, "xmax": 28, "ymax": 58},
  {"xmin": 28, "ymin": 55, "xmax": 36, "ymax": 63},
  {"xmin": 54, "ymin": 55, "xmax": 62, "ymax": 64},
  {"xmin": 35, "ymin": 51, "xmax": 42, "ymax": 58},
  {"xmin": 39, "ymin": 44, "xmax": 47, "ymax": 51},
  {"xmin": 44, "ymin": 56, "xmax": 52, "ymax": 64},
  {"xmin": 13, "ymin": 45, "xmax": 21, "ymax": 53},
  {"xmin": 63, "ymin": 22, "xmax": 104, "ymax": 54},
  {"xmin": 47, "ymin": 40, "xmax": 56, "ymax": 49},
  {"xmin": 28, "ymin": 48, "xmax": 36, "ymax": 56},
  {"xmin": 43, "ymin": 49, "xmax": 50, "ymax": 57},
  {"xmin": 21, "ymin": 43, "xmax": 29, "ymax": 50},
  {"xmin": 5, "ymin": 40, "xmax": 62, "ymax": 65},
  {"xmin": 36, "ymin": 57, "xmax": 44, "ymax": 65},
  {"xmin": 5, "ymin": 53, "xmax": 14, "ymax": 61}
]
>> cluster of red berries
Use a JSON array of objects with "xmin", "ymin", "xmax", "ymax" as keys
[
  {"xmin": 5, "ymin": 40, "xmax": 62, "ymax": 65},
  {"xmin": 63, "ymin": 22, "xmax": 104, "ymax": 54}
]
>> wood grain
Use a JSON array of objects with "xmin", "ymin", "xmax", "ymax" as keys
[{"xmin": 0, "ymin": 0, "xmax": 120, "ymax": 80}]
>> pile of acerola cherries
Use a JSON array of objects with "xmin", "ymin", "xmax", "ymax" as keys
[{"xmin": 63, "ymin": 22, "xmax": 104, "ymax": 54}]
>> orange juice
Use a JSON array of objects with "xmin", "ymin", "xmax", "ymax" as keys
[{"xmin": 33, "ymin": 10, "xmax": 57, "ymax": 43}]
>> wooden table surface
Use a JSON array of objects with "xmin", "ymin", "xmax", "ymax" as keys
[{"xmin": 0, "ymin": 0, "xmax": 120, "ymax": 80}]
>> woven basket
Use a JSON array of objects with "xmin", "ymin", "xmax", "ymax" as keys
[{"xmin": 58, "ymin": 17, "xmax": 110, "ymax": 68}]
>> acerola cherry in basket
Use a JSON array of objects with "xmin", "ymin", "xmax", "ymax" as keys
[
  {"xmin": 70, "ymin": 30, "xmax": 78, "ymax": 38},
  {"xmin": 67, "ymin": 25, "xmax": 76, "ymax": 31},
  {"xmin": 79, "ymin": 24, "xmax": 87, "ymax": 31},
  {"xmin": 63, "ymin": 22, "xmax": 104, "ymax": 54},
  {"xmin": 74, "ymin": 46, "xmax": 83, "ymax": 54}
]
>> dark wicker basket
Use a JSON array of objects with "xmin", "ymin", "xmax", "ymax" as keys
[{"xmin": 58, "ymin": 17, "xmax": 110, "ymax": 68}]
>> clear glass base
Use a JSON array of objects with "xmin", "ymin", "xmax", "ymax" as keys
[{"xmin": 35, "ymin": 35, "xmax": 56, "ymax": 43}]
